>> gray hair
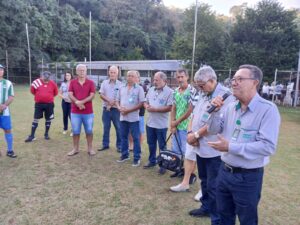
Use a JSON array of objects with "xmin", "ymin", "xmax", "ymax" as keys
[
  {"xmin": 76, "ymin": 64, "xmax": 87, "ymax": 70},
  {"xmin": 155, "ymin": 71, "xmax": 168, "ymax": 82},
  {"xmin": 109, "ymin": 65, "xmax": 119, "ymax": 72},
  {"xmin": 239, "ymin": 64, "xmax": 263, "ymax": 87},
  {"xmin": 194, "ymin": 65, "xmax": 217, "ymax": 82}
]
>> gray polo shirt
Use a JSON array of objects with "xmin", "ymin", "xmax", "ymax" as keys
[
  {"xmin": 99, "ymin": 79, "xmax": 122, "ymax": 108},
  {"xmin": 118, "ymin": 83, "xmax": 145, "ymax": 122},
  {"xmin": 192, "ymin": 83, "xmax": 235, "ymax": 158},
  {"xmin": 208, "ymin": 93, "xmax": 281, "ymax": 168},
  {"xmin": 146, "ymin": 85, "xmax": 173, "ymax": 129}
]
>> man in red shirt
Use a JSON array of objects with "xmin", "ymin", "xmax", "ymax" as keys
[
  {"xmin": 67, "ymin": 64, "xmax": 96, "ymax": 156},
  {"xmin": 25, "ymin": 71, "xmax": 58, "ymax": 142}
]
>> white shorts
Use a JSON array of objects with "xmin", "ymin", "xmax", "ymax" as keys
[{"xmin": 184, "ymin": 143, "xmax": 197, "ymax": 161}]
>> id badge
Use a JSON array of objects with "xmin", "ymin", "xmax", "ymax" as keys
[
  {"xmin": 128, "ymin": 97, "xmax": 133, "ymax": 103},
  {"xmin": 201, "ymin": 112, "xmax": 210, "ymax": 123},
  {"xmin": 231, "ymin": 128, "xmax": 240, "ymax": 141}
]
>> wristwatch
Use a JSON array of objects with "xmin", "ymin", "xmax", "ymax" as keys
[{"xmin": 194, "ymin": 131, "xmax": 200, "ymax": 139}]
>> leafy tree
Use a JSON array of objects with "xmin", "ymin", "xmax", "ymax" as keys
[
  {"xmin": 170, "ymin": 3, "xmax": 228, "ymax": 69},
  {"xmin": 229, "ymin": 0, "xmax": 300, "ymax": 77}
]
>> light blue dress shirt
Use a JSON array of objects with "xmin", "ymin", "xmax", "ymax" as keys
[{"xmin": 208, "ymin": 93, "xmax": 281, "ymax": 168}]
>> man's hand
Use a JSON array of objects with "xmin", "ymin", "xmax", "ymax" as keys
[
  {"xmin": 146, "ymin": 106, "xmax": 156, "ymax": 112},
  {"xmin": 210, "ymin": 96, "xmax": 225, "ymax": 112},
  {"xmin": 187, "ymin": 133, "xmax": 199, "ymax": 147},
  {"xmin": 170, "ymin": 127, "xmax": 177, "ymax": 134},
  {"xmin": 171, "ymin": 120, "xmax": 178, "ymax": 128},
  {"xmin": 119, "ymin": 106, "xmax": 129, "ymax": 115},
  {"xmin": 207, "ymin": 134, "xmax": 229, "ymax": 152},
  {"xmin": 75, "ymin": 100, "xmax": 85, "ymax": 110},
  {"xmin": 0, "ymin": 104, "xmax": 7, "ymax": 111}
]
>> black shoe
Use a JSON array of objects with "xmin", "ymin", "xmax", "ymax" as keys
[
  {"xmin": 98, "ymin": 146, "xmax": 109, "ymax": 151},
  {"xmin": 189, "ymin": 208, "xmax": 210, "ymax": 218},
  {"xmin": 116, "ymin": 156, "xmax": 130, "ymax": 163},
  {"xmin": 25, "ymin": 136, "xmax": 36, "ymax": 143},
  {"xmin": 7, "ymin": 151, "xmax": 17, "ymax": 158},
  {"xmin": 143, "ymin": 162, "xmax": 156, "ymax": 169},
  {"xmin": 44, "ymin": 134, "xmax": 50, "ymax": 140},
  {"xmin": 170, "ymin": 169, "xmax": 184, "ymax": 178},
  {"xmin": 189, "ymin": 173, "xmax": 197, "ymax": 185},
  {"xmin": 158, "ymin": 167, "xmax": 166, "ymax": 175}
]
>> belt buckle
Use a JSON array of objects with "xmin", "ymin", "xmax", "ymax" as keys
[{"xmin": 225, "ymin": 163, "xmax": 234, "ymax": 173}]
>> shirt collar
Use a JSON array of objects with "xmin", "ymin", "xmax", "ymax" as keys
[
  {"xmin": 235, "ymin": 93, "xmax": 260, "ymax": 112},
  {"xmin": 109, "ymin": 79, "xmax": 117, "ymax": 84},
  {"xmin": 155, "ymin": 84, "xmax": 166, "ymax": 91}
]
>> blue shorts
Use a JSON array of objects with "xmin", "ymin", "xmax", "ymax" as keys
[
  {"xmin": 139, "ymin": 116, "xmax": 145, "ymax": 134},
  {"xmin": 71, "ymin": 113, "xmax": 94, "ymax": 135},
  {"xmin": 0, "ymin": 116, "xmax": 12, "ymax": 130}
]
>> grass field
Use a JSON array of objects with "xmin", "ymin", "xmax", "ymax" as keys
[{"xmin": 0, "ymin": 85, "xmax": 300, "ymax": 225}]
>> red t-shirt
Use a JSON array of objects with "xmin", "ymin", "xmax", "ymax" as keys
[
  {"xmin": 30, "ymin": 78, "xmax": 58, "ymax": 103},
  {"xmin": 69, "ymin": 78, "xmax": 96, "ymax": 114}
]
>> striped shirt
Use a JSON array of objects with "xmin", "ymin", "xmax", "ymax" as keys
[{"xmin": 0, "ymin": 79, "xmax": 14, "ymax": 116}]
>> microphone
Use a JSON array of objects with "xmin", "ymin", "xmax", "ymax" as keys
[{"xmin": 206, "ymin": 92, "xmax": 231, "ymax": 113}]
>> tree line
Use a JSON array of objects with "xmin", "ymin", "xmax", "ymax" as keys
[{"xmin": 0, "ymin": 0, "xmax": 299, "ymax": 81}]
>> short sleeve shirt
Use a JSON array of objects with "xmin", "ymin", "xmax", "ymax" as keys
[
  {"xmin": 69, "ymin": 78, "xmax": 96, "ymax": 114},
  {"xmin": 0, "ymin": 79, "xmax": 14, "ymax": 116},
  {"xmin": 99, "ymin": 79, "xmax": 122, "ymax": 108},
  {"xmin": 60, "ymin": 82, "xmax": 71, "ymax": 103},
  {"xmin": 173, "ymin": 84, "xmax": 197, "ymax": 130},
  {"xmin": 146, "ymin": 85, "xmax": 173, "ymax": 129},
  {"xmin": 192, "ymin": 83, "xmax": 234, "ymax": 158},
  {"xmin": 118, "ymin": 83, "xmax": 145, "ymax": 122}
]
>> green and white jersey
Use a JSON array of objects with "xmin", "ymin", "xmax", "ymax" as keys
[{"xmin": 0, "ymin": 79, "xmax": 14, "ymax": 116}]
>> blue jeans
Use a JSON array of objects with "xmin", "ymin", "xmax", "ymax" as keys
[
  {"xmin": 71, "ymin": 113, "xmax": 94, "ymax": 135},
  {"xmin": 120, "ymin": 121, "xmax": 141, "ymax": 161},
  {"xmin": 216, "ymin": 163, "xmax": 264, "ymax": 225},
  {"xmin": 196, "ymin": 155, "xmax": 222, "ymax": 225},
  {"xmin": 146, "ymin": 125, "xmax": 167, "ymax": 164},
  {"xmin": 102, "ymin": 107, "xmax": 121, "ymax": 149},
  {"xmin": 171, "ymin": 130, "xmax": 187, "ymax": 156}
]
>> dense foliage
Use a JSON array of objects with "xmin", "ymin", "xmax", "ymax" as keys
[{"xmin": 0, "ymin": 0, "xmax": 299, "ymax": 80}]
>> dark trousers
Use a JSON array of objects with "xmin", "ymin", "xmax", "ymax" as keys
[
  {"xmin": 120, "ymin": 121, "xmax": 141, "ymax": 161},
  {"xmin": 146, "ymin": 125, "xmax": 167, "ymax": 164},
  {"xmin": 216, "ymin": 163, "xmax": 264, "ymax": 225},
  {"xmin": 102, "ymin": 107, "xmax": 121, "ymax": 149},
  {"xmin": 196, "ymin": 155, "xmax": 222, "ymax": 225},
  {"xmin": 61, "ymin": 100, "xmax": 71, "ymax": 131}
]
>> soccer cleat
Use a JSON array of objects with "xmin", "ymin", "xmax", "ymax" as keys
[{"xmin": 25, "ymin": 136, "xmax": 36, "ymax": 143}]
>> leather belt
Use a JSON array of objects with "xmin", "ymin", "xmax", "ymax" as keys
[{"xmin": 223, "ymin": 163, "xmax": 263, "ymax": 173}]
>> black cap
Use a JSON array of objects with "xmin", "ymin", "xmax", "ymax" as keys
[{"xmin": 0, "ymin": 64, "xmax": 5, "ymax": 69}]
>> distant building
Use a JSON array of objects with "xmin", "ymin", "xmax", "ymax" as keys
[{"xmin": 43, "ymin": 60, "xmax": 184, "ymax": 88}]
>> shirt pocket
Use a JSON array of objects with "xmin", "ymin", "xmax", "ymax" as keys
[{"xmin": 239, "ymin": 126, "xmax": 258, "ymax": 142}]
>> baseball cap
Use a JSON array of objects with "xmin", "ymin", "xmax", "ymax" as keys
[{"xmin": 0, "ymin": 64, "xmax": 5, "ymax": 69}]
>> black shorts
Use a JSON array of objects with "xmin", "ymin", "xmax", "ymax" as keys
[{"xmin": 34, "ymin": 103, "xmax": 55, "ymax": 120}]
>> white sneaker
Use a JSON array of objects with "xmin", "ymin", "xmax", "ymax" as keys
[
  {"xmin": 170, "ymin": 184, "xmax": 189, "ymax": 192},
  {"xmin": 70, "ymin": 132, "xmax": 73, "ymax": 137},
  {"xmin": 194, "ymin": 189, "xmax": 202, "ymax": 201},
  {"xmin": 62, "ymin": 130, "xmax": 67, "ymax": 135}
]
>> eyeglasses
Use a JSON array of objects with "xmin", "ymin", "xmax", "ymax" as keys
[
  {"xmin": 196, "ymin": 80, "xmax": 208, "ymax": 89},
  {"xmin": 230, "ymin": 77, "xmax": 256, "ymax": 84}
]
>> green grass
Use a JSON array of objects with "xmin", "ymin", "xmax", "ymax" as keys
[{"xmin": 0, "ymin": 85, "xmax": 300, "ymax": 225}]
